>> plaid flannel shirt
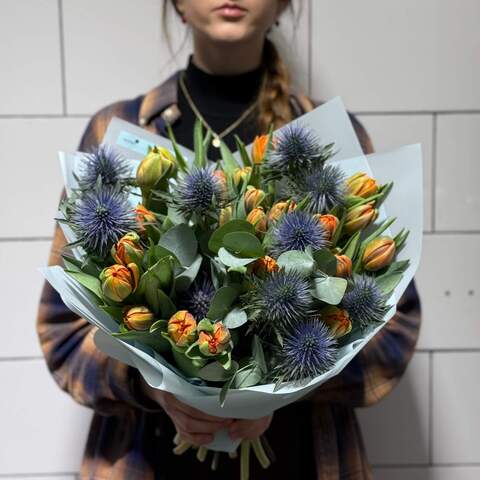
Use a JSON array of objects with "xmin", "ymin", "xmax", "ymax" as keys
[{"xmin": 37, "ymin": 70, "xmax": 421, "ymax": 479}]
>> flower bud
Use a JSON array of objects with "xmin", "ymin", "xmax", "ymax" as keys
[
  {"xmin": 136, "ymin": 146, "xmax": 175, "ymax": 190},
  {"xmin": 135, "ymin": 204, "xmax": 156, "ymax": 234},
  {"xmin": 347, "ymin": 172, "xmax": 378, "ymax": 198},
  {"xmin": 198, "ymin": 321, "xmax": 231, "ymax": 356},
  {"xmin": 168, "ymin": 310, "xmax": 197, "ymax": 347},
  {"xmin": 100, "ymin": 263, "xmax": 139, "ymax": 302},
  {"xmin": 268, "ymin": 200, "xmax": 296, "ymax": 223},
  {"xmin": 321, "ymin": 306, "xmax": 352, "ymax": 338},
  {"xmin": 314, "ymin": 214, "xmax": 339, "ymax": 240},
  {"xmin": 111, "ymin": 232, "xmax": 143, "ymax": 265},
  {"xmin": 124, "ymin": 306, "xmax": 154, "ymax": 331},
  {"xmin": 233, "ymin": 166, "xmax": 252, "ymax": 186},
  {"xmin": 246, "ymin": 207, "xmax": 268, "ymax": 237},
  {"xmin": 219, "ymin": 205, "xmax": 233, "ymax": 226},
  {"xmin": 335, "ymin": 254, "xmax": 352, "ymax": 278},
  {"xmin": 212, "ymin": 170, "xmax": 227, "ymax": 193},
  {"xmin": 252, "ymin": 134, "xmax": 269, "ymax": 165},
  {"xmin": 248, "ymin": 256, "xmax": 279, "ymax": 277},
  {"xmin": 344, "ymin": 202, "xmax": 378, "ymax": 235},
  {"xmin": 244, "ymin": 187, "xmax": 265, "ymax": 213},
  {"xmin": 362, "ymin": 236, "xmax": 396, "ymax": 271}
]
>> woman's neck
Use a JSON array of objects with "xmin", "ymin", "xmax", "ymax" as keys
[{"xmin": 192, "ymin": 33, "xmax": 264, "ymax": 75}]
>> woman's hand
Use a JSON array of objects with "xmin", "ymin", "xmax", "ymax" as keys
[
  {"xmin": 143, "ymin": 383, "xmax": 233, "ymax": 445},
  {"xmin": 228, "ymin": 414, "xmax": 273, "ymax": 441}
]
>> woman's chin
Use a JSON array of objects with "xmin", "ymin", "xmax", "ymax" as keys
[{"xmin": 205, "ymin": 23, "xmax": 257, "ymax": 44}]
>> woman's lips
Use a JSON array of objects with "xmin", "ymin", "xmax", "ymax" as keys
[{"xmin": 215, "ymin": 5, "xmax": 247, "ymax": 19}]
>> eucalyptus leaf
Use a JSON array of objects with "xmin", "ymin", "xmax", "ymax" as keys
[
  {"xmin": 207, "ymin": 285, "xmax": 240, "ymax": 320},
  {"xmin": 66, "ymin": 271, "xmax": 102, "ymax": 299},
  {"xmin": 198, "ymin": 360, "xmax": 236, "ymax": 382},
  {"xmin": 223, "ymin": 232, "xmax": 264, "ymax": 258},
  {"xmin": 218, "ymin": 247, "xmax": 257, "ymax": 268},
  {"xmin": 223, "ymin": 307, "xmax": 248, "ymax": 329},
  {"xmin": 252, "ymin": 335, "xmax": 267, "ymax": 373},
  {"xmin": 219, "ymin": 139, "xmax": 239, "ymax": 175},
  {"xmin": 157, "ymin": 289, "xmax": 177, "ymax": 318},
  {"xmin": 234, "ymin": 364, "xmax": 263, "ymax": 388},
  {"xmin": 312, "ymin": 276, "xmax": 348, "ymax": 305},
  {"xmin": 277, "ymin": 250, "xmax": 315, "ymax": 275},
  {"xmin": 175, "ymin": 254, "xmax": 203, "ymax": 291},
  {"xmin": 112, "ymin": 329, "xmax": 170, "ymax": 353},
  {"xmin": 313, "ymin": 249, "xmax": 338, "ymax": 276},
  {"xmin": 208, "ymin": 220, "xmax": 255, "ymax": 254},
  {"xmin": 159, "ymin": 223, "xmax": 198, "ymax": 267}
]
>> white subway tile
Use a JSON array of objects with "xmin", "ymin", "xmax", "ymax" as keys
[
  {"xmin": 358, "ymin": 115, "xmax": 433, "ymax": 231},
  {"xmin": 311, "ymin": 0, "xmax": 480, "ymax": 112},
  {"xmin": 0, "ymin": 0, "xmax": 62, "ymax": 114},
  {"xmin": 1, "ymin": 241, "xmax": 52, "ymax": 358},
  {"xmin": 0, "ymin": 359, "xmax": 91, "ymax": 475},
  {"xmin": 432, "ymin": 352, "xmax": 480, "ymax": 464},
  {"xmin": 374, "ymin": 466, "xmax": 480, "ymax": 480},
  {"xmin": 435, "ymin": 114, "xmax": 480, "ymax": 231},
  {"xmin": 0, "ymin": 477, "xmax": 75, "ymax": 480},
  {"xmin": 0, "ymin": 118, "xmax": 88, "ymax": 238},
  {"xmin": 416, "ymin": 234, "xmax": 480, "ymax": 349},
  {"xmin": 356, "ymin": 353, "xmax": 429, "ymax": 465}
]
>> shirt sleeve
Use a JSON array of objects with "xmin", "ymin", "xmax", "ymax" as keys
[
  {"xmin": 36, "ymin": 107, "xmax": 163, "ymax": 416},
  {"xmin": 305, "ymin": 113, "xmax": 422, "ymax": 408}
]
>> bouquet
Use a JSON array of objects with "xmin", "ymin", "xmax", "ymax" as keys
[{"xmin": 42, "ymin": 98, "xmax": 422, "ymax": 479}]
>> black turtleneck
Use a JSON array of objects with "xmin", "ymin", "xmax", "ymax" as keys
[{"xmin": 171, "ymin": 55, "xmax": 264, "ymax": 160}]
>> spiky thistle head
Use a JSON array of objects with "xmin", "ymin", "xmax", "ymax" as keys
[
  {"xmin": 173, "ymin": 165, "xmax": 225, "ymax": 216},
  {"xmin": 271, "ymin": 210, "xmax": 328, "ymax": 256},
  {"xmin": 341, "ymin": 274, "xmax": 389, "ymax": 329},
  {"xmin": 69, "ymin": 185, "xmax": 136, "ymax": 258},
  {"xmin": 179, "ymin": 274, "xmax": 215, "ymax": 321},
  {"xmin": 289, "ymin": 164, "xmax": 347, "ymax": 214},
  {"xmin": 266, "ymin": 124, "xmax": 331, "ymax": 179},
  {"xmin": 244, "ymin": 270, "xmax": 313, "ymax": 334},
  {"xmin": 272, "ymin": 319, "xmax": 337, "ymax": 384},
  {"xmin": 78, "ymin": 144, "xmax": 131, "ymax": 190}
]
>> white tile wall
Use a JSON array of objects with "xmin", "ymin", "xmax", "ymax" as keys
[
  {"xmin": 436, "ymin": 114, "xmax": 480, "ymax": 231},
  {"xmin": 311, "ymin": 0, "xmax": 480, "ymax": 112},
  {"xmin": 0, "ymin": 359, "xmax": 91, "ymax": 475},
  {"xmin": 357, "ymin": 353, "xmax": 430, "ymax": 465},
  {"xmin": 1, "ymin": 241, "xmax": 52, "ymax": 358},
  {"xmin": 0, "ymin": 118, "xmax": 88, "ymax": 238},
  {"xmin": 0, "ymin": 0, "xmax": 63, "ymax": 114},
  {"xmin": 1, "ymin": 0, "xmax": 479, "ymax": 477},
  {"xmin": 416, "ymin": 234, "xmax": 480, "ymax": 350},
  {"xmin": 432, "ymin": 352, "xmax": 480, "ymax": 464},
  {"xmin": 358, "ymin": 115, "xmax": 434, "ymax": 231}
]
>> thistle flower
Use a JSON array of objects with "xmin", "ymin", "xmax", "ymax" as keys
[
  {"xmin": 173, "ymin": 166, "xmax": 224, "ymax": 216},
  {"xmin": 78, "ymin": 145, "xmax": 131, "ymax": 190},
  {"xmin": 245, "ymin": 270, "xmax": 312, "ymax": 333},
  {"xmin": 341, "ymin": 274, "xmax": 389, "ymax": 329},
  {"xmin": 271, "ymin": 210, "xmax": 328, "ymax": 256},
  {"xmin": 266, "ymin": 124, "xmax": 327, "ymax": 177},
  {"xmin": 69, "ymin": 186, "xmax": 136, "ymax": 258},
  {"xmin": 273, "ymin": 320, "xmax": 337, "ymax": 383},
  {"xmin": 290, "ymin": 164, "xmax": 347, "ymax": 213},
  {"xmin": 180, "ymin": 275, "xmax": 215, "ymax": 321}
]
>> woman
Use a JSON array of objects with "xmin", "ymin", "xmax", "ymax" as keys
[{"xmin": 37, "ymin": 1, "xmax": 421, "ymax": 478}]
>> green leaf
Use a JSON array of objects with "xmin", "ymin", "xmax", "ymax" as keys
[
  {"xmin": 234, "ymin": 134, "xmax": 252, "ymax": 167},
  {"xmin": 193, "ymin": 119, "xmax": 206, "ymax": 168},
  {"xmin": 208, "ymin": 220, "xmax": 255, "ymax": 254},
  {"xmin": 157, "ymin": 289, "xmax": 177, "ymax": 318},
  {"xmin": 234, "ymin": 363, "xmax": 263, "ymax": 388},
  {"xmin": 312, "ymin": 276, "xmax": 348, "ymax": 305},
  {"xmin": 376, "ymin": 273, "xmax": 404, "ymax": 296},
  {"xmin": 223, "ymin": 232, "xmax": 264, "ymax": 258},
  {"xmin": 198, "ymin": 360, "xmax": 237, "ymax": 382},
  {"xmin": 277, "ymin": 250, "xmax": 315, "ymax": 275},
  {"xmin": 112, "ymin": 329, "xmax": 170, "ymax": 353},
  {"xmin": 66, "ymin": 271, "xmax": 102, "ymax": 299},
  {"xmin": 62, "ymin": 255, "xmax": 82, "ymax": 273},
  {"xmin": 313, "ymin": 249, "xmax": 338, "ymax": 276},
  {"xmin": 175, "ymin": 254, "xmax": 203, "ymax": 291},
  {"xmin": 219, "ymin": 372, "xmax": 236, "ymax": 407},
  {"xmin": 223, "ymin": 307, "xmax": 248, "ymax": 329},
  {"xmin": 100, "ymin": 305, "xmax": 124, "ymax": 322},
  {"xmin": 218, "ymin": 247, "xmax": 257, "ymax": 268},
  {"xmin": 342, "ymin": 230, "xmax": 361, "ymax": 260},
  {"xmin": 166, "ymin": 124, "xmax": 188, "ymax": 172},
  {"xmin": 150, "ymin": 319, "xmax": 168, "ymax": 333},
  {"xmin": 159, "ymin": 223, "xmax": 198, "ymax": 267},
  {"xmin": 219, "ymin": 139, "xmax": 239, "ymax": 175},
  {"xmin": 172, "ymin": 348, "xmax": 205, "ymax": 378},
  {"xmin": 252, "ymin": 335, "xmax": 267, "ymax": 373},
  {"xmin": 207, "ymin": 285, "xmax": 240, "ymax": 320}
]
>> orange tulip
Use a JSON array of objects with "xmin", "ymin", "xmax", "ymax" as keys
[
  {"xmin": 321, "ymin": 306, "xmax": 352, "ymax": 338},
  {"xmin": 347, "ymin": 172, "xmax": 378, "ymax": 198},
  {"xmin": 335, "ymin": 254, "xmax": 352, "ymax": 278},
  {"xmin": 124, "ymin": 306, "xmax": 154, "ymax": 331},
  {"xmin": 251, "ymin": 134, "xmax": 269, "ymax": 165},
  {"xmin": 168, "ymin": 311, "xmax": 197, "ymax": 347},
  {"xmin": 362, "ymin": 236, "xmax": 396, "ymax": 271},
  {"xmin": 111, "ymin": 232, "xmax": 143, "ymax": 265},
  {"xmin": 315, "ymin": 214, "xmax": 339, "ymax": 240},
  {"xmin": 198, "ymin": 322, "xmax": 231, "ymax": 356},
  {"xmin": 100, "ymin": 263, "xmax": 139, "ymax": 302}
]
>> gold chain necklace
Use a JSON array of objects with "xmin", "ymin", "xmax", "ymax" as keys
[{"xmin": 179, "ymin": 70, "xmax": 257, "ymax": 148}]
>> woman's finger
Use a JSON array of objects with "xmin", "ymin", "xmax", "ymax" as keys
[
  {"xmin": 173, "ymin": 409, "xmax": 229, "ymax": 434},
  {"xmin": 175, "ymin": 428, "xmax": 214, "ymax": 446},
  {"xmin": 172, "ymin": 396, "xmax": 233, "ymax": 424}
]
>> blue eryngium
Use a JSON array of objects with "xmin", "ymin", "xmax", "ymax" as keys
[
  {"xmin": 274, "ymin": 320, "xmax": 337, "ymax": 383},
  {"xmin": 246, "ymin": 270, "xmax": 312, "ymax": 333},
  {"xmin": 266, "ymin": 123, "xmax": 326, "ymax": 177},
  {"xmin": 180, "ymin": 275, "xmax": 215, "ymax": 321},
  {"xmin": 174, "ymin": 166, "xmax": 224, "ymax": 216},
  {"xmin": 79, "ymin": 145, "xmax": 131, "ymax": 190},
  {"xmin": 69, "ymin": 186, "xmax": 136, "ymax": 258},
  {"xmin": 290, "ymin": 164, "xmax": 347, "ymax": 213},
  {"xmin": 271, "ymin": 210, "xmax": 328, "ymax": 256},
  {"xmin": 341, "ymin": 274, "xmax": 389, "ymax": 328}
]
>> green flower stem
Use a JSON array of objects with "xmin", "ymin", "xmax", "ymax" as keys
[
  {"xmin": 172, "ymin": 440, "xmax": 191, "ymax": 455},
  {"xmin": 251, "ymin": 437, "xmax": 271, "ymax": 469},
  {"xmin": 240, "ymin": 440, "xmax": 251, "ymax": 480},
  {"xmin": 211, "ymin": 451, "xmax": 220, "ymax": 471},
  {"xmin": 228, "ymin": 449, "xmax": 238, "ymax": 459},
  {"xmin": 173, "ymin": 432, "xmax": 181, "ymax": 445},
  {"xmin": 196, "ymin": 446, "xmax": 208, "ymax": 462}
]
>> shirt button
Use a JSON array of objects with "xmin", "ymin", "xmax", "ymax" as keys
[{"xmin": 139, "ymin": 117, "xmax": 147, "ymax": 126}]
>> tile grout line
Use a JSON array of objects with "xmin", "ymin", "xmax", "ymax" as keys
[
  {"xmin": 57, "ymin": 0, "xmax": 68, "ymax": 115},
  {"xmin": 307, "ymin": 0, "xmax": 312, "ymax": 97},
  {"xmin": 354, "ymin": 109, "xmax": 480, "ymax": 116},
  {"xmin": 0, "ymin": 236, "xmax": 53, "ymax": 242},
  {"xmin": 0, "ymin": 473, "xmax": 77, "ymax": 478},
  {"xmin": 431, "ymin": 113, "xmax": 438, "ymax": 233},
  {"xmin": 0, "ymin": 114, "xmax": 91, "ymax": 119},
  {"xmin": 428, "ymin": 351, "xmax": 434, "ymax": 466}
]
